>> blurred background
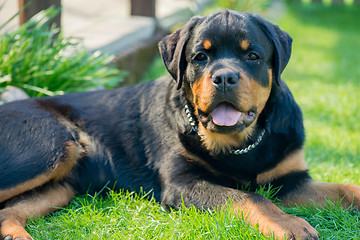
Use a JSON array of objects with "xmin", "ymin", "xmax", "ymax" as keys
[{"xmin": 1, "ymin": 0, "xmax": 358, "ymax": 96}]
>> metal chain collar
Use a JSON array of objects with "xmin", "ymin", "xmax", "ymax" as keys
[{"xmin": 184, "ymin": 104, "xmax": 265, "ymax": 155}]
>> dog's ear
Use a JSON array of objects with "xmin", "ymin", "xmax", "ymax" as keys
[
  {"xmin": 251, "ymin": 14, "xmax": 292, "ymax": 86},
  {"xmin": 158, "ymin": 17, "xmax": 201, "ymax": 90}
]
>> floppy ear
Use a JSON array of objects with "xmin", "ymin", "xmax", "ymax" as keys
[
  {"xmin": 158, "ymin": 17, "xmax": 201, "ymax": 90},
  {"xmin": 250, "ymin": 14, "xmax": 292, "ymax": 85}
]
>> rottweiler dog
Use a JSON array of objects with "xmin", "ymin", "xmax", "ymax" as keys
[{"xmin": 1, "ymin": 10, "xmax": 359, "ymax": 240}]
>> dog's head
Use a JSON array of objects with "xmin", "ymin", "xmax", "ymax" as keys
[{"xmin": 159, "ymin": 10, "xmax": 292, "ymax": 153}]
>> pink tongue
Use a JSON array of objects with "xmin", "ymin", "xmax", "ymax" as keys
[{"xmin": 211, "ymin": 103, "xmax": 241, "ymax": 126}]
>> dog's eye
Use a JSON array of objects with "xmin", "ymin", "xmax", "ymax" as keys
[
  {"xmin": 247, "ymin": 52, "xmax": 260, "ymax": 61},
  {"xmin": 193, "ymin": 53, "xmax": 208, "ymax": 62}
]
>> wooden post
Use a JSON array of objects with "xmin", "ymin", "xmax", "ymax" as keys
[
  {"xmin": 131, "ymin": 0, "xmax": 155, "ymax": 17},
  {"xmin": 18, "ymin": 0, "xmax": 61, "ymax": 28}
]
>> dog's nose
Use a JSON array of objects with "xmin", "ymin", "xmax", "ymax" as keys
[{"xmin": 211, "ymin": 69, "xmax": 239, "ymax": 90}]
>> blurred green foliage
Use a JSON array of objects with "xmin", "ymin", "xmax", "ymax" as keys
[
  {"xmin": 279, "ymin": 3, "xmax": 360, "ymax": 183},
  {"xmin": 204, "ymin": 0, "xmax": 271, "ymax": 14},
  {"xmin": 0, "ymin": 6, "xmax": 124, "ymax": 97}
]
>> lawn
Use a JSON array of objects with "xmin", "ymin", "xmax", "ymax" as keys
[{"xmin": 26, "ymin": 2, "xmax": 360, "ymax": 239}]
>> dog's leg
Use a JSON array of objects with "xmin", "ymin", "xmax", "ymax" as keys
[
  {"xmin": 232, "ymin": 192, "xmax": 319, "ymax": 240},
  {"xmin": 280, "ymin": 180, "xmax": 360, "ymax": 209},
  {"xmin": 0, "ymin": 140, "xmax": 81, "ymax": 240},
  {"xmin": 162, "ymin": 180, "xmax": 318, "ymax": 239},
  {"xmin": 256, "ymin": 150, "xmax": 360, "ymax": 208},
  {"xmin": 0, "ymin": 182, "xmax": 74, "ymax": 240},
  {"xmin": 0, "ymin": 140, "xmax": 81, "ymax": 204}
]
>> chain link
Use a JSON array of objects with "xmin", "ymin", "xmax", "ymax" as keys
[{"xmin": 184, "ymin": 104, "xmax": 265, "ymax": 155}]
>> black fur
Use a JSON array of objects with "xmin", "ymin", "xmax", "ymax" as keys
[
  {"xmin": 0, "ymin": 99, "xmax": 74, "ymax": 188},
  {"xmin": 271, "ymin": 171, "xmax": 311, "ymax": 198},
  {"xmin": 1, "ymin": 10, "xmax": 308, "ymax": 222}
]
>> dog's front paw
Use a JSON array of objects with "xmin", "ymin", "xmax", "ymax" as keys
[
  {"xmin": 0, "ymin": 220, "xmax": 33, "ymax": 240},
  {"xmin": 263, "ymin": 214, "xmax": 318, "ymax": 240}
]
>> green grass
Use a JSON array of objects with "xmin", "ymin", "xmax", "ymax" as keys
[
  {"xmin": 0, "ymin": 7, "xmax": 124, "ymax": 97},
  {"xmin": 27, "ymin": 191, "xmax": 267, "ymax": 239},
  {"xmin": 279, "ymin": 4, "xmax": 360, "ymax": 184},
  {"xmin": 204, "ymin": 0, "xmax": 271, "ymax": 15},
  {"xmin": 25, "ymin": 3, "xmax": 360, "ymax": 239}
]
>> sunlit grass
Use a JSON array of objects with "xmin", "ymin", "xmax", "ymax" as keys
[
  {"xmin": 27, "ymin": 191, "xmax": 268, "ymax": 240},
  {"xmin": 279, "ymin": 4, "xmax": 360, "ymax": 188},
  {"xmin": 26, "ymin": 3, "xmax": 360, "ymax": 239}
]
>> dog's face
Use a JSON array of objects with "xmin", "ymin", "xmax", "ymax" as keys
[
  {"xmin": 159, "ymin": 10, "xmax": 292, "ymax": 152},
  {"xmin": 184, "ymin": 11, "xmax": 275, "ymax": 134}
]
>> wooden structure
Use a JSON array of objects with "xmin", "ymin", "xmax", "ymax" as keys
[
  {"xmin": 131, "ymin": 0, "xmax": 155, "ymax": 17},
  {"xmin": 18, "ymin": 0, "xmax": 157, "ymax": 27},
  {"xmin": 19, "ymin": 0, "xmax": 61, "ymax": 27},
  {"xmin": 18, "ymin": 0, "xmax": 360, "ymax": 27}
]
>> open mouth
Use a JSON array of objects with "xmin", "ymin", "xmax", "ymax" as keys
[{"xmin": 199, "ymin": 102, "xmax": 257, "ymax": 129}]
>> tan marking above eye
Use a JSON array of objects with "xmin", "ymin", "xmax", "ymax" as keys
[
  {"xmin": 203, "ymin": 40, "xmax": 212, "ymax": 50},
  {"xmin": 240, "ymin": 39, "xmax": 250, "ymax": 51}
]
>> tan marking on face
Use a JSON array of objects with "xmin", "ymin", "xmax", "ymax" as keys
[
  {"xmin": 245, "ymin": 69, "xmax": 272, "ymax": 115},
  {"xmin": 0, "ymin": 141, "xmax": 81, "ymax": 203},
  {"xmin": 203, "ymin": 40, "xmax": 212, "ymax": 50},
  {"xmin": 191, "ymin": 71, "xmax": 254, "ymax": 153},
  {"xmin": 240, "ymin": 39, "xmax": 250, "ymax": 51},
  {"xmin": 256, "ymin": 68, "xmax": 273, "ymax": 112},
  {"xmin": 198, "ymin": 69, "xmax": 272, "ymax": 154},
  {"xmin": 256, "ymin": 150, "xmax": 308, "ymax": 185},
  {"xmin": 191, "ymin": 73, "xmax": 216, "ymax": 113},
  {"xmin": 231, "ymin": 70, "xmax": 272, "ymax": 115},
  {"xmin": 191, "ymin": 68, "xmax": 233, "ymax": 113},
  {"xmin": 189, "ymin": 70, "xmax": 273, "ymax": 154}
]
